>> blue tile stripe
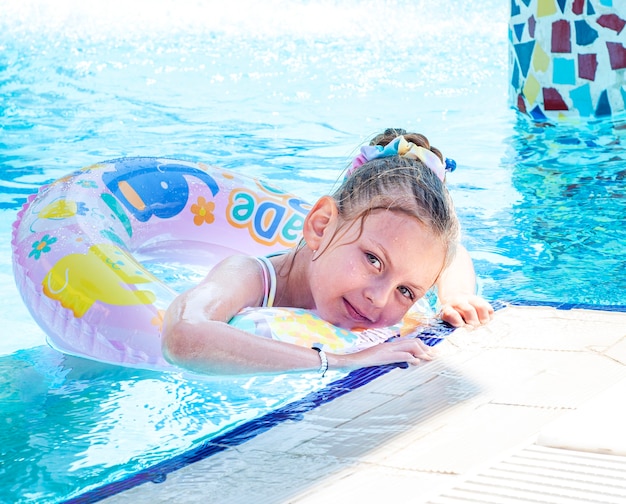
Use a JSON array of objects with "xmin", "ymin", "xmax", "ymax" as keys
[{"xmin": 509, "ymin": 299, "xmax": 626, "ymax": 312}]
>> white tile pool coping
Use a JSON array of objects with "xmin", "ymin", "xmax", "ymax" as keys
[{"xmin": 105, "ymin": 305, "xmax": 626, "ymax": 504}]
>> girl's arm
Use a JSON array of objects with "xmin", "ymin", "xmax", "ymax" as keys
[
  {"xmin": 163, "ymin": 315, "xmax": 434, "ymax": 375},
  {"xmin": 162, "ymin": 255, "xmax": 434, "ymax": 375},
  {"xmin": 435, "ymin": 244, "xmax": 494, "ymax": 327}
]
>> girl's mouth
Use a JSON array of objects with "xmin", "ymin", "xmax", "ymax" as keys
[{"xmin": 343, "ymin": 298, "xmax": 370, "ymax": 324}]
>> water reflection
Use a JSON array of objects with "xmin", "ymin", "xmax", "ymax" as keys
[
  {"xmin": 487, "ymin": 115, "xmax": 626, "ymax": 305},
  {"xmin": 0, "ymin": 345, "xmax": 335, "ymax": 502}
]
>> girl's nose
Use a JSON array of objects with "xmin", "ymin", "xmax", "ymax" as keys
[{"xmin": 364, "ymin": 281, "xmax": 393, "ymax": 308}]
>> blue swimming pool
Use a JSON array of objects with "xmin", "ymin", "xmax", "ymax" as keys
[{"xmin": 1, "ymin": 0, "xmax": 625, "ymax": 502}]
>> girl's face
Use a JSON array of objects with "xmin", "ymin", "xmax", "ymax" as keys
[{"xmin": 308, "ymin": 209, "xmax": 446, "ymax": 330}]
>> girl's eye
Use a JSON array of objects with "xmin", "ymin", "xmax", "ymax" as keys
[
  {"xmin": 365, "ymin": 252, "xmax": 381, "ymax": 269},
  {"xmin": 398, "ymin": 285, "xmax": 415, "ymax": 301}
]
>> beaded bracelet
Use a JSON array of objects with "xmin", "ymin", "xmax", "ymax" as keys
[{"xmin": 312, "ymin": 345, "xmax": 328, "ymax": 377}]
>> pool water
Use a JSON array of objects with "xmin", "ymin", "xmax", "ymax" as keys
[{"xmin": 1, "ymin": 0, "xmax": 625, "ymax": 502}]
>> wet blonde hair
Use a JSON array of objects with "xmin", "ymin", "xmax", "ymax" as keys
[{"xmin": 330, "ymin": 129, "xmax": 459, "ymax": 269}]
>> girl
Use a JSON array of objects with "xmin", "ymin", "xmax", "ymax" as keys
[{"xmin": 162, "ymin": 131, "xmax": 493, "ymax": 375}]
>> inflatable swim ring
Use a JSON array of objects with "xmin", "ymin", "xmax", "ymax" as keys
[{"xmin": 11, "ymin": 157, "xmax": 432, "ymax": 372}]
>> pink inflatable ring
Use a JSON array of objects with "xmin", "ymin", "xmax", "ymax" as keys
[{"xmin": 11, "ymin": 158, "xmax": 431, "ymax": 372}]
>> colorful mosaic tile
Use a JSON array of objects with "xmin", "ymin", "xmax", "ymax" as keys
[{"xmin": 510, "ymin": 0, "xmax": 626, "ymax": 120}]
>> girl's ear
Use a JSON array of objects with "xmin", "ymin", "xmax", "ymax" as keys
[{"xmin": 302, "ymin": 196, "xmax": 338, "ymax": 251}]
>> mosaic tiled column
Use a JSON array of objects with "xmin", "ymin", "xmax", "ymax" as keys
[{"xmin": 510, "ymin": 0, "xmax": 626, "ymax": 121}]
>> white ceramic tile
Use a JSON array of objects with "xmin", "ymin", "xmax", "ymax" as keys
[{"xmin": 537, "ymin": 377, "xmax": 626, "ymax": 456}]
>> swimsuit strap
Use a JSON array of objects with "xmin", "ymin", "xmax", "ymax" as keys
[{"xmin": 255, "ymin": 256, "xmax": 277, "ymax": 308}]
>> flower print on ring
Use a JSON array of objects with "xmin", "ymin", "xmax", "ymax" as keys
[{"xmin": 29, "ymin": 234, "xmax": 57, "ymax": 260}]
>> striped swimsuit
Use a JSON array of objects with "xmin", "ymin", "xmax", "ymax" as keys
[{"xmin": 255, "ymin": 255, "xmax": 279, "ymax": 308}]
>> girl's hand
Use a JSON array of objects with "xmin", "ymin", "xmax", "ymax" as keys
[
  {"xmin": 337, "ymin": 337, "xmax": 435, "ymax": 369},
  {"xmin": 434, "ymin": 244, "xmax": 493, "ymax": 328},
  {"xmin": 438, "ymin": 294, "xmax": 494, "ymax": 328}
]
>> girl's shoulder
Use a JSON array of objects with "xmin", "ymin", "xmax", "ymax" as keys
[{"xmin": 209, "ymin": 254, "xmax": 262, "ymax": 277}]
